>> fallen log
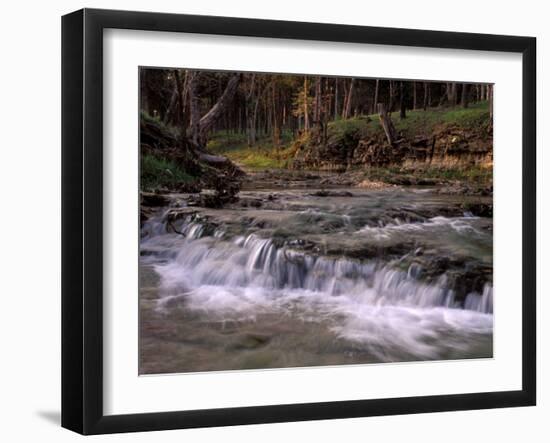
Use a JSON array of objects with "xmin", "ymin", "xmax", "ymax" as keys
[{"xmin": 198, "ymin": 153, "xmax": 231, "ymax": 166}]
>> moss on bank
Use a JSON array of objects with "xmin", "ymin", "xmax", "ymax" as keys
[{"xmin": 141, "ymin": 154, "xmax": 197, "ymax": 192}]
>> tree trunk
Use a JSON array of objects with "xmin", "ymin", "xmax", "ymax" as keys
[
  {"xmin": 272, "ymin": 82, "xmax": 281, "ymax": 148},
  {"xmin": 314, "ymin": 76, "xmax": 321, "ymax": 123},
  {"xmin": 140, "ymin": 69, "xmax": 150, "ymax": 114},
  {"xmin": 343, "ymin": 78, "xmax": 355, "ymax": 119},
  {"xmin": 179, "ymin": 70, "xmax": 189, "ymax": 126},
  {"xmin": 187, "ymin": 71, "xmax": 202, "ymax": 146},
  {"xmin": 488, "ymin": 84, "xmax": 493, "ymax": 120},
  {"xmin": 389, "ymin": 80, "xmax": 395, "ymax": 112},
  {"xmin": 324, "ymin": 77, "xmax": 330, "ymax": 124},
  {"xmin": 303, "ymin": 77, "xmax": 310, "ymax": 134},
  {"xmin": 246, "ymin": 79, "xmax": 254, "ymax": 146},
  {"xmin": 378, "ymin": 103, "xmax": 398, "ymax": 145},
  {"xmin": 196, "ymin": 73, "xmax": 240, "ymax": 146},
  {"xmin": 446, "ymin": 82, "xmax": 458, "ymax": 105},
  {"xmin": 451, "ymin": 83, "xmax": 457, "ymax": 105},
  {"xmin": 399, "ymin": 81, "xmax": 406, "ymax": 119},
  {"xmin": 245, "ymin": 74, "xmax": 257, "ymax": 147},
  {"xmin": 461, "ymin": 83, "xmax": 470, "ymax": 108},
  {"xmin": 187, "ymin": 73, "xmax": 240, "ymax": 148},
  {"xmin": 334, "ymin": 78, "xmax": 339, "ymax": 119},
  {"xmin": 361, "ymin": 81, "xmax": 368, "ymax": 114},
  {"xmin": 163, "ymin": 71, "xmax": 180, "ymax": 125},
  {"xmin": 374, "ymin": 79, "xmax": 380, "ymax": 114},
  {"xmin": 251, "ymin": 95, "xmax": 260, "ymax": 145},
  {"xmin": 341, "ymin": 80, "xmax": 348, "ymax": 116},
  {"xmin": 423, "ymin": 82, "xmax": 428, "ymax": 110},
  {"xmin": 322, "ymin": 78, "xmax": 330, "ymax": 143},
  {"xmin": 413, "ymin": 81, "xmax": 417, "ymax": 109}
]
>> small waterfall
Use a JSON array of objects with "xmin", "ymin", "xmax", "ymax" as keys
[
  {"xmin": 141, "ymin": 201, "xmax": 493, "ymax": 363},
  {"xmin": 144, "ymin": 216, "xmax": 493, "ymax": 314},
  {"xmin": 464, "ymin": 285, "xmax": 493, "ymax": 314}
]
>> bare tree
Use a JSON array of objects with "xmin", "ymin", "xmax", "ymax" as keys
[
  {"xmin": 488, "ymin": 84, "xmax": 493, "ymax": 120},
  {"xmin": 446, "ymin": 82, "xmax": 458, "ymax": 105},
  {"xmin": 378, "ymin": 103, "xmax": 397, "ymax": 145},
  {"xmin": 423, "ymin": 82, "xmax": 428, "ymax": 110},
  {"xmin": 245, "ymin": 74, "xmax": 261, "ymax": 147},
  {"xmin": 389, "ymin": 80, "xmax": 395, "ymax": 111},
  {"xmin": 373, "ymin": 79, "xmax": 380, "ymax": 114},
  {"xmin": 451, "ymin": 83, "xmax": 457, "ymax": 105},
  {"xmin": 187, "ymin": 71, "xmax": 201, "ymax": 146},
  {"xmin": 163, "ymin": 70, "xmax": 180, "ymax": 126},
  {"xmin": 140, "ymin": 69, "xmax": 150, "ymax": 114},
  {"xmin": 343, "ymin": 78, "xmax": 355, "ymax": 119},
  {"xmin": 187, "ymin": 73, "xmax": 241, "ymax": 147},
  {"xmin": 272, "ymin": 80, "xmax": 282, "ymax": 149},
  {"xmin": 399, "ymin": 81, "xmax": 406, "ymax": 119},
  {"xmin": 313, "ymin": 76, "xmax": 322, "ymax": 123},
  {"xmin": 461, "ymin": 83, "xmax": 470, "ymax": 108},
  {"xmin": 304, "ymin": 76, "xmax": 310, "ymax": 133},
  {"xmin": 178, "ymin": 70, "xmax": 189, "ymax": 125},
  {"xmin": 334, "ymin": 78, "xmax": 339, "ymax": 119}
]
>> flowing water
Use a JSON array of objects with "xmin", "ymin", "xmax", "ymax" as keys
[{"xmin": 139, "ymin": 186, "xmax": 493, "ymax": 374}]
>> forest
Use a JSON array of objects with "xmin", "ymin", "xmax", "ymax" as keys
[
  {"xmin": 140, "ymin": 69, "xmax": 493, "ymax": 198},
  {"xmin": 141, "ymin": 69, "xmax": 492, "ymax": 140}
]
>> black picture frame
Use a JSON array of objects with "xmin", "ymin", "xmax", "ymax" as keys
[{"xmin": 62, "ymin": 8, "xmax": 536, "ymax": 435}]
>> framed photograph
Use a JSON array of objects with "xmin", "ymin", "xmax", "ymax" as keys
[{"xmin": 62, "ymin": 8, "xmax": 536, "ymax": 435}]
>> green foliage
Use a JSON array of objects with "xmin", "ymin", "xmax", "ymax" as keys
[
  {"xmin": 207, "ymin": 130, "xmax": 296, "ymax": 170},
  {"xmin": 393, "ymin": 101, "xmax": 490, "ymax": 136},
  {"xmin": 218, "ymin": 145, "xmax": 296, "ymax": 170},
  {"xmin": 140, "ymin": 110, "xmax": 182, "ymax": 138},
  {"xmin": 325, "ymin": 102, "xmax": 490, "ymax": 141},
  {"xmin": 206, "ymin": 132, "xmax": 249, "ymax": 152},
  {"xmin": 327, "ymin": 116, "xmax": 372, "ymax": 140},
  {"xmin": 141, "ymin": 154, "xmax": 196, "ymax": 191},
  {"xmin": 417, "ymin": 165, "xmax": 492, "ymax": 183},
  {"xmin": 141, "ymin": 109, "xmax": 162, "ymax": 124}
]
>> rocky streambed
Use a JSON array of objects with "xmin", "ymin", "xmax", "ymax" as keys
[{"xmin": 139, "ymin": 183, "xmax": 493, "ymax": 374}]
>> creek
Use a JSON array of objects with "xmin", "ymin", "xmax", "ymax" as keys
[{"xmin": 140, "ymin": 185, "xmax": 493, "ymax": 374}]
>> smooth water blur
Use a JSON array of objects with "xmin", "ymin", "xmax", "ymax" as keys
[{"xmin": 140, "ymin": 187, "xmax": 493, "ymax": 374}]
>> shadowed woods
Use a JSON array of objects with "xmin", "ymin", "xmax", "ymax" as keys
[{"xmin": 140, "ymin": 70, "xmax": 492, "ymax": 196}]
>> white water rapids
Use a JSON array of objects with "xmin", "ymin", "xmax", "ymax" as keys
[{"xmin": 140, "ymin": 192, "xmax": 493, "ymax": 369}]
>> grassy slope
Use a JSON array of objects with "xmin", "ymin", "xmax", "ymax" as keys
[
  {"xmin": 208, "ymin": 102, "xmax": 490, "ymax": 171},
  {"xmin": 141, "ymin": 154, "xmax": 197, "ymax": 192},
  {"xmin": 140, "ymin": 113, "xmax": 201, "ymax": 192},
  {"xmin": 207, "ymin": 130, "xmax": 296, "ymax": 170},
  {"xmin": 329, "ymin": 100, "xmax": 490, "ymax": 140}
]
